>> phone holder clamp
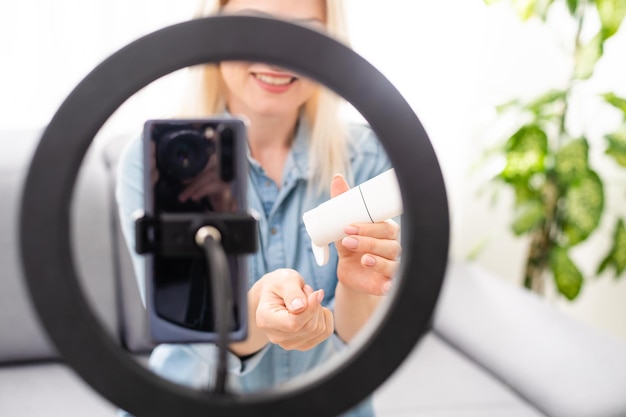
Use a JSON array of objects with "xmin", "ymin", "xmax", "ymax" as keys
[{"xmin": 135, "ymin": 212, "xmax": 258, "ymax": 257}]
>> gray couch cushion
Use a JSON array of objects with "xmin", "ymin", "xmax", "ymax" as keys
[
  {"xmin": 0, "ymin": 362, "xmax": 118, "ymax": 416},
  {"xmin": 0, "ymin": 129, "xmax": 118, "ymax": 362},
  {"xmin": 102, "ymin": 133, "xmax": 155, "ymax": 354},
  {"xmin": 0, "ymin": 130, "xmax": 57, "ymax": 361},
  {"xmin": 434, "ymin": 262, "xmax": 626, "ymax": 417},
  {"xmin": 373, "ymin": 332, "xmax": 543, "ymax": 417}
]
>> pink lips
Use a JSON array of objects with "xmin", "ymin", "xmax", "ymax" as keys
[{"xmin": 252, "ymin": 72, "xmax": 297, "ymax": 93}]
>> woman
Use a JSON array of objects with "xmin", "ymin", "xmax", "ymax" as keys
[{"xmin": 116, "ymin": 0, "xmax": 401, "ymax": 415}]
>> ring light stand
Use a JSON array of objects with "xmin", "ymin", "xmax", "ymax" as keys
[{"xmin": 19, "ymin": 15, "xmax": 449, "ymax": 417}]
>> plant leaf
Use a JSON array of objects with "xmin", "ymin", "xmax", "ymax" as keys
[
  {"xmin": 567, "ymin": 0, "xmax": 579, "ymax": 15},
  {"xmin": 550, "ymin": 246, "xmax": 584, "ymax": 300},
  {"xmin": 512, "ymin": 178, "xmax": 542, "ymax": 206},
  {"xmin": 500, "ymin": 125, "xmax": 548, "ymax": 182},
  {"xmin": 602, "ymin": 92, "xmax": 626, "ymax": 116},
  {"xmin": 527, "ymin": 89, "xmax": 567, "ymax": 115},
  {"xmin": 561, "ymin": 170, "xmax": 604, "ymax": 246},
  {"xmin": 466, "ymin": 236, "xmax": 491, "ymax": 261},
  {"xmin": 555, "ymin": 138, "xmax": 589, "ymax": 184},
  {"xmin": 605, "ymin": 127, "xmax": 626, "ymax": 167},
  {"xmin": 596, "ymin": 0, "xmax": 626, "ymax": 39},
  {"xmin": 597, "ymin": 218, "xmax": 626, "ymax": 277},
  {"xmin": 512, "ymin": 200, "xmax": 545, "ymax": 235},
  {"xmin": 515, "ymin": 0, "xmax": 537, "ymax": 20},
  {"xmin": 535, "ymin": 0, "xmax": 556, "ymax": 20},
  {"xmin": 573, "ymin": 31, "xmax": 604, "ymax": 80},
  {"xmin": 495, "ymin": 99, "xmax": 522, "ymax": 113},
  {"xmin": 611, "ymin": 219, "xmax": 626, "ymax": 276}
]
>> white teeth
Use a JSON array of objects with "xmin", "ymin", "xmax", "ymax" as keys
[{"xmin": 255, "ymin": 73, "xmax": 294, "ymax": 86}]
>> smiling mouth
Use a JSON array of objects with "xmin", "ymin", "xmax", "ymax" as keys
[{"xmin": 253, "ymin": 72, "xmax": 297, "ymax": 86}]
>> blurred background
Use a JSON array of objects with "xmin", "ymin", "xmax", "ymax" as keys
[{"xmin": 1, "ymin": 0, "xmax": 624, "ymax": 341}]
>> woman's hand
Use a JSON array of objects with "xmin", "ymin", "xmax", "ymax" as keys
[
  {"xmin": 332, "ymin": 174, "xmax": 401, "ymax": 296},
  {"xmin": 255, "ymin": 269, "xmax": 334, "ymax": 351}
]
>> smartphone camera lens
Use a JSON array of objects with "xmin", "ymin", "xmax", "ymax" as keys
[
  {"xmin": 157, "ymin": 129, "xmax": 214, "ymax": 180},
  {"xmin": 220, "ymin": 127, "xmax": 235, "ymax": 182}
]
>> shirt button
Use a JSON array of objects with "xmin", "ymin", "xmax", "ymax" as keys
[
  {"xmin": 265, "ymin": 180, "xmax": 272, "ymax": 187},
  {"xmin": 270, "ymin": 227, "xmax": 278, "ymax": 235}
]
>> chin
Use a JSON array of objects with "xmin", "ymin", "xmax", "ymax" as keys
[{"xmin": 248, "ymin": 100, "xmax": 304, "ymax": 119}]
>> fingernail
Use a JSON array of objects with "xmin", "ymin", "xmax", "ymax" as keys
[
  {"xmin": 344, "ymin": 225, "xmax": 358, "ymax": 235},
  {"xmin": 291, "ymin": 298, "xmax": 305, "ymax": 311},
  {"xmin": 342, "ymin": 236, "xmax": 358, "ymax": 250},
  {"xmin": 382, "ymin": 281, "xmax": 391, "ymax": 295},
  {"xmin": 363, "ymin": 255, "xmax": 376, "ymax": 267},
  {"xmin": 316, "ymin": 289, "xmax": 325, "ymax": 303}
]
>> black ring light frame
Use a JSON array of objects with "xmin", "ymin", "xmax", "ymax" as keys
[{"xmin": 19, "ymin": 15, "xmax": 449, "ymax": 417}]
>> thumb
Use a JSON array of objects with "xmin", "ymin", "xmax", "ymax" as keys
[
  {"xmin": 330, "ymin": 173, "xmax": 350, "ymax": 198},
  {"xmin": 308, "ymin": 288, "xmax": 325, "ymax": 306},
  {"xmin": 277, "ymin": 270, "xmax": 308, "ymax": 314}
]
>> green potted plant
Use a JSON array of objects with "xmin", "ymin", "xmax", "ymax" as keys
[{"xmin": 480, "ymin": 0, "xmax": 626, "ymax": 299}]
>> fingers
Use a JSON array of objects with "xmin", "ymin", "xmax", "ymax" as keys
[
  {"xmin": 278, "ymin": 271, "xmax": 310, "ymax": 314},
  {"xmin": 281, "ymin": 307, "xmax": 334, "ymax": 351},
  {"xmin": 330, "ymin": 173, "xmax": 350, "ymax": 198},
  {"xmin": 265, "ymin": 269, "xmax": 308, "ymax": 314},
  {"xmin": 341, "ymin": 223, "xmax": 402, "ymax": 266},
  {"xmin": 344, "ymin": 219, "xmax": 400, "ymax": 241},
  {"xmin": 256, "ymin": 269, "xmax": 333, "ymax": 350},
  {"xmin": 279, "ymin": 287, "xmax": 325, "ymax": 332},
  {"xmin": 360, "ymin": 255, "xmax": 397, "ymax": 284},
  {"xmin": 338, "ymin": 220, "xmax": 401, "ymax": 292},
  {"xmin": 260, "ymin": 295, "xmax": 333, "ymax": 350},
  {"xmin": 342, "ymin": 234, "xmax": 401, "ymax": 260}
]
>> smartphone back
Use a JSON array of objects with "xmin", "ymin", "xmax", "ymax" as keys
[{"xmin": 141, "ymin": 118, "xmax": 251, "ymax": 344}]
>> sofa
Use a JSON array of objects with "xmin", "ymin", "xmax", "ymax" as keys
[{"xmin": 2, "ymin": 128, "xmax": 626, "ymax": 417}]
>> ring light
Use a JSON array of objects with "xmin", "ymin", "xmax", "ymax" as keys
[{"xmin": 19, "ymin": 15, "xmax": 449, "ymax": 417}]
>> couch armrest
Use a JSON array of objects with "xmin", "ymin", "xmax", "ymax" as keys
[
  {"xmin": 0, "ymin": 129, "xmax": 118, "ymax": 363},
  {"xmin": 433, "ymin": 261, "xmax": 626, "ymax": 417}
]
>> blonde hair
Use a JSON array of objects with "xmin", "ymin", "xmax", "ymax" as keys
[{"xmin": 180, "ymin": 0, "xmax": 352, "ymax": 192}]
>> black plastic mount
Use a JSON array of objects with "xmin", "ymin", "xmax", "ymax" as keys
[{"xmin": 136, "ymin": 212, "xmax": 258, "ymax": 257}]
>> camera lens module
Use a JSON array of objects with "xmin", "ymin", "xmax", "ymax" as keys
[{"xmin": 157, "ymin": 129, "xmax": 214, "ymax": 180}]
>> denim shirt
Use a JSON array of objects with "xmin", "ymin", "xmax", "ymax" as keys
[{"xmin": 115, "ymin": 119, "xmax": 391, "ymax": 416}]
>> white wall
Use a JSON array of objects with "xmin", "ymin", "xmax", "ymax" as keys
[
  {"xmin": 344, "ymin": 0, "xmax": 626, "ymax": 343},
  {"xmin": 1, "ymin": 0, "xmax": 625, "ymax": 341},
  {"xmin": 0, "ymin": 0, "xmax": 196, "ymax": 134}
]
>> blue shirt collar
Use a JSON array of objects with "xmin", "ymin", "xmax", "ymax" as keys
[{"xmin": 244, "ymin": 115, "xmax": 310, "ymax": 183}]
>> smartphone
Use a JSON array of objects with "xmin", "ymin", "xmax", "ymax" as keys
[{"xmin": 140, "ymin": 118, "xmax": 252, "ymax": 344}]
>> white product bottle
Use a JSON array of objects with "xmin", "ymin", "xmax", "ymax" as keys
[{"xmin": 302, "ymin": 168, "xmax": 403, "ymax": 266}]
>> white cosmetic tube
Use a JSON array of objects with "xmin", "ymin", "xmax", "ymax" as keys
[{"xmin": 302, "ymin": 168, "xmax": 403, "ymax": 266}]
